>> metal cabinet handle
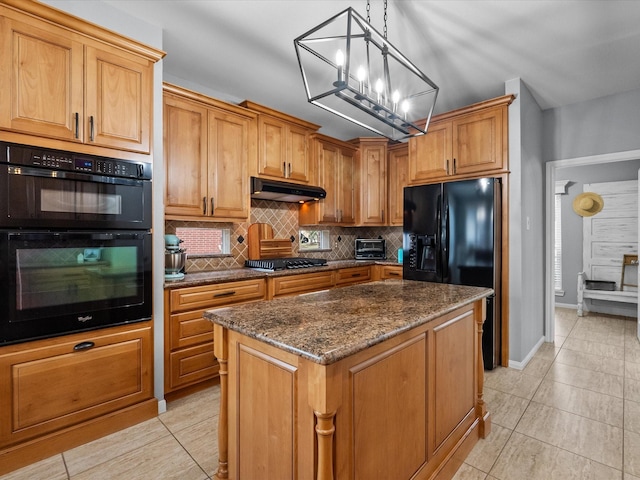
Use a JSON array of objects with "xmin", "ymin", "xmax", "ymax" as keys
[
  {"xmin": 283, "ymin": 161, "xmax": 286, "ymax": 177},
  {"xmin": 351, "ymin": 273, "xmax": 362, "ymax": 277},
  {"xmin": 203, "ymin": 197, "xmax": 207, "ymax": 215},
  {"xmin": 211, "ymin": 197, "xmax": 215, "ymax": 216},
  {"xmin": 214, "ymin": 291, "xmax": 236, "ymax": 298},
  {"xmin": 74, "ymin": 112, "xmax": 79, "ymax": 139},
  {"xmin": 446, "ymin": 159, "xmax": 450, "ymax": 175},
  {"xmin": 453, "ymin": 158, "xmax": 456, "ymax": 174},
  {"xmin": 73, "ymin": 341, "xmax": 95, "ymax": 351},
  {"xmin": 381, "ymin": 209, "xmax": 384, "ymax": 222},
  {"xmin": 288, "ymin": 162, "xmax": 291, "ymax": 178},
  {"xmin": 89, "ymin": 116, "xmax": 94, "ymax": 141},
  {"xmin": 389, "ymin": 272, "xmax": 400, "ymax": 277}
]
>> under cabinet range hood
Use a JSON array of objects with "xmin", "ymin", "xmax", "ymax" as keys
[{"xmin": 250, "ymin": 177, "xmax": 326, "ymax": 203}]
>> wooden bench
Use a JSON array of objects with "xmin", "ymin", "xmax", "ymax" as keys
[{"xmin": 577, "ymin": 272, "xmax": 637, "ymax": 316}]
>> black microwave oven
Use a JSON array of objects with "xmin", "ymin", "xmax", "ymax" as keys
[{"xmin": 355, "ymin": 238, "xmax": 386, "ymax": 260}]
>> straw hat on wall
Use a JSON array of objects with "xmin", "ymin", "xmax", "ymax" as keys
[{"xmin": 573, "ymin": 192, "xmax": 604, "ymax": 217}]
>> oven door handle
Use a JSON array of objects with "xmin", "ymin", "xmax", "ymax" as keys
[
  {"xmin": 7, "ymin": 165, "xmax": 144, "ymax": 186},
  {"xmin": 73, "ymin": 341, "xmax": 95, "ymax": 352}
]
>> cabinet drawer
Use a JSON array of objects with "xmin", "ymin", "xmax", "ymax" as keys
[
  {"xmin": 269, "ymin": 271, "xmax": 334, "ymax": 298},
  {"xmin": 170, "ymin": 278, "xmax": 266, "ymax": 312},
  {"xmin": 335, "ymin": 266, "xmax": 371, "ymax": 286},
  {"xmin": 380, "ymin": 266, "xmax": 403, "ymax": 280},
  {"xmin": 0, "ymin": 323, "xmax": 152, "ymax": 447},
  {"xmin": 169, "ymin": 309, "xmax": 213, "ymax": 350},
  {"xmin": 168, "ymin": 343, "xmax": 218, "ymax": 391}
]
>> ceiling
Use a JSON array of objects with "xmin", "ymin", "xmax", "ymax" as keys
[{"xmin": 102, "ymin": 0, "xmax": 640, "ymax": 141}]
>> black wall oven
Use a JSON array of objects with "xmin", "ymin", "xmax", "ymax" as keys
[{"xmin": 0, "ymin": 142, "xmax": 153, "ymax": 345}]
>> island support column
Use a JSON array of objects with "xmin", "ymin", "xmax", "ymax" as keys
[
  {"xmin": 307, "ymin": 362, "xmax": 342, "ymax": 480},
  {"xmin": 213, "ymin": 324, "xmax": 228, "ymax": 480},
  {"xmin": 475, "ymin": 299, "xmax": 491, "ymax": 438}
]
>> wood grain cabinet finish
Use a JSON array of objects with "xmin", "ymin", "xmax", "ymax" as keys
[
  {"xmin": 388, "ymin": 143, "xmax": 409, "ymax": 226},
  {"xmin": 0, "ymin": 2, "xmax": 162, "ymax": 155},
  {"xmin": 408, "ymin": 95, "xmax": 513, "ymax": 184},
  {"xmin": 267, "ymin": 270, "xmax": 335, "ymax": 299},
  {"xmin": 163, "ymin": 84, "xmax": 257, "ymax": 222},
  {"xmin": 165, "ymin": 279, "xmax": 266, "ymax": 394},
  {"xmin": 351, "ymin": 137, "xmax": 388, "ymax": 226},
  {"xmin": 214, "ymin": 300, "xmax": 488, "ymax": 480},
  {"xmin": 299, "ymin": 134, "xmax": 357, "ymax": 226},
  {"xmin": 240, "ymin": 100, "xmax": 320, "ymax": 185},
  {"xmin": 379, "ymin": 265, "xmax": 403, "ymax": 280},
  {"xmin": 334, "ymin": 266, "xmax": 372, "ymax": 286},
  {"xmin": 0, "ymin": 322, "xmax": 153, "ymax": 450}
]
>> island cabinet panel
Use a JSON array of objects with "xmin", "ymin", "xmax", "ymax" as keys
[
  {"xmin": 212, "ymin": 295, "xmax": 489, "ymax": 480},
  {"xmin": 432, "ymin": 310, "xmax": 475, "ymax": 451},
  {"xmin": 0, "ymin": 322, "xmax": 153, "ymax": 449},
  {"xmin": 349, "ymin": 335, "xmax": 427, "ymax": 480},
  {"xmin": 0, "ymin": 3, "xmax": 163, "ymax": 156},
  {"xmin": 236, "ymin": 344, "xmax": 297, "ymax": 480},
  {"xmin": 378, "ymin": 264, "xmax": 403, "ymax": 280}
]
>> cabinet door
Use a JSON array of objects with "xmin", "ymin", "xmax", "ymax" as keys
[
  {"xmin": 268, "ymin": 271, "xmax": 334, "ymax": 298},
  {"xmin": 452, "ymin": 108, "xmax": 504, "ymax": 176},
  {"xmin": 287, "ymin": 124, "xmax": 311, "ymax": 183},
  {"xmin": 0, "ymin": 15, "xmax": 84, "ymax": 142},
  {"xmin": 0, "ymin": 323, "xmax": 152, "ymax": 447},
  {"xmin": 359, "ymin": 142, "xmax": 387, "ymax": 226},
  {"xmin": 208, "ymin": 109, "xmax": 251, "ymax": 219},
  {"xmin": 257, "ymin": 115, "xmax": 287, "ymax": 179},
  {"xmin": 164, "ymin": 94, "xmax": 209, "ymax": 217},
  {"xmin": 317, "ymin": 142, "xmax": 339, "ymax": 224},
  {"xmin": 388, "ymin": 145, "xmax": 409, "ymax": 226},
  {"xmin": 85, "ymin": 44, "xmax": 152, "ymax": 153},
  {"xmin": 337, "ymin": 149, "xmax": 356, "ymax": 225},
  {"xmin": 408, "ymin": 121, "xmax": 451, "ymax": 183}
]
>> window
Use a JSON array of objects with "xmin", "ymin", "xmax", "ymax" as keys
[
  {"xmin": 299, "ymin": 229, "xmax": 330, "ymax": 251},
  {"xmin": 554, "ymin": 194, "xmax": 563, "ymax": 295},
  {"xmin": 174, "ymin": 227, "xmax": 231, "ymax": 256}
]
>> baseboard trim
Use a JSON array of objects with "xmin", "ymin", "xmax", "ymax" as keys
[{"xmin": 508, "ymin": 335, "xmax": 546, "ymax": 370}]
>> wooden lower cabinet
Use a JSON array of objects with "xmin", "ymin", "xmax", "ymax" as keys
[
  {"xmin": 0, "ymin": 322, "xmax": 156, "ymax": 475},
  {"xmin": 164, "ymin": 279, "xmax": 266, "ymax": 395},
  {"xmin": 379, "ymin": 264, "xmax": 403, "ymax": 280},
  {"xmin": 267, "ymin": 270, "xmax": 334, "ymax": 299},
  {"xmin": 334, "ymin": 266, "xmax": 372, "ymax": 286},
  {"xmin": 214, "ymin": 300, "xmax": 488, "ymax": 479}
]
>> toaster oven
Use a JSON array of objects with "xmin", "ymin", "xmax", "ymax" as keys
[{"xmin": 355, "ymin": 238, "xmax": 386, "ymax": 260}]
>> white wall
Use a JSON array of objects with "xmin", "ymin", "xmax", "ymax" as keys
[
  {"xmin": 506, "ymin": 78, "xmax": 545, "ymax": 366},
  {"xmin": 40, "ymin": 1, "xmax": 167, "ymax": 408}
]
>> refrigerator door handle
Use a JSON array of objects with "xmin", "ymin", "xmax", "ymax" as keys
[{"xmin": 442, "ymin": 200, "xmax": 450, "ymax": 281}]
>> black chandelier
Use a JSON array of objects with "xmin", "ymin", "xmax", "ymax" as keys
[{"xmin": 294, "ymin": 1, "xmax": 439, "ymax": 140}]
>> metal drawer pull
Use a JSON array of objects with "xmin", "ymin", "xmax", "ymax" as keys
[
  {"xmin": 214, "ymin": 291, "xmax": 236, "ymax": 298},
  {"xmin": 73, "ymin": 341, "xmax": 95, "ymax": 351},
  {"xmin": 389, "ymin": 272, "xmax": 400, "ymax": 276},
  {"xmin": 351, "ymin": 273, "xmax": 362, "ymax": 277}
]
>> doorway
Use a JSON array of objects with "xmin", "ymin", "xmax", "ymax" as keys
[{"xmin": 544, "ymin": 149, "xmax": 640, "ymax": 342}]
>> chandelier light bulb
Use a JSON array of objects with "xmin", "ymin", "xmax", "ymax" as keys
[
  {"xmin": 401, "ymin": 99, "xmax": 410, "ymax": 119},
  {"xmin": 392, "ymin": 90, "xmax": 400, "ymax": 112},
  {"xmin": 336, "ymin": 49, "xmax": 345, "ymax": 83},
  {"xmin": 375, "ymin": 78, "xmax": 384, "ymax": 103}
]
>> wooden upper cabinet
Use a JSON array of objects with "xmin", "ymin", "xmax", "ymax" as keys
[
  {"xmin": 351, "ymin": 138, "xmax": 388, "ymax": 226},
  {"xmin": 85, "ymin": 45, "xmax": 152, "ymax": 153},
  {"xmin": 0, "ymin": 2, "xmax": 163, "ymax": 156},
  {"xmin": 408, "ymin": 121, "xmax": 451, "ymax": 183},
  {"xmin": 299, "ymin": 134, "xmax": 356, "ymax": 226},
  {"xmin": 164, "ymin": 92, "xmax": 209, "ymax": 218},
  {"xmin": 388, "ymin": 143, "xmax": 409, "ymax": 226},
  {"xmin": 163, "ymin": 84, "xmax": 256, "ymax": 222},
  {"xmin": 408, "ymin": 95, "xmax": 514, "ymax": 183},
  {"xmin": 241, "ymin": 100, "xmax": 320, "ymax": 185}
]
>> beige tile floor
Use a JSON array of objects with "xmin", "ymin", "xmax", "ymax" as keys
[{"xmin": 2, "ymin": 308, "xmax": 639, "ymax": 479}]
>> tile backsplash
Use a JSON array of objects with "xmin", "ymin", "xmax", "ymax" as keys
[{"xmin": 166, "ymin": 199, "xmax": 403, "ymax": 273}]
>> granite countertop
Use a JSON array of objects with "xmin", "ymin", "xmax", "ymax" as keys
[
  {"xmin": 204, "ymin": 280, "xmax": 492, "ymax": 365},
  {"xmin": 163, "ymin": 259, "xmax": 401, "ymax": 289}
]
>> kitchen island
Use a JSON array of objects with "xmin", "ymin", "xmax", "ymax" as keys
[{"xmin": 205, "ymin": 280, "xmax": 492, "ymax": 480}]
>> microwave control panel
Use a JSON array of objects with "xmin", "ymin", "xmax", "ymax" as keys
[{"xmin": 0, "ymin": 141, "xmax": 151, "ymax": 180}]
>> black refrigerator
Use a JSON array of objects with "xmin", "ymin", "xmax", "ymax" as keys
[{"xmin": 403, "ymin": 178, "xmax": 501, "ymax": 370}]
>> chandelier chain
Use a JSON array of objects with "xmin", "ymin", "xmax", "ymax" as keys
[
  {"xmin": 384, "ymin": 0, "xmax": 388, "ymax": 39},
  {"xmin": 366, "ymin": 0, "xmax": 370, "ymax": 24}
]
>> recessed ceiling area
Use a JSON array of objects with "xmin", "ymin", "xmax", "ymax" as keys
[{"xmin": 101, "ymin": 0, "xmax": 640, "ymax": 140}]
